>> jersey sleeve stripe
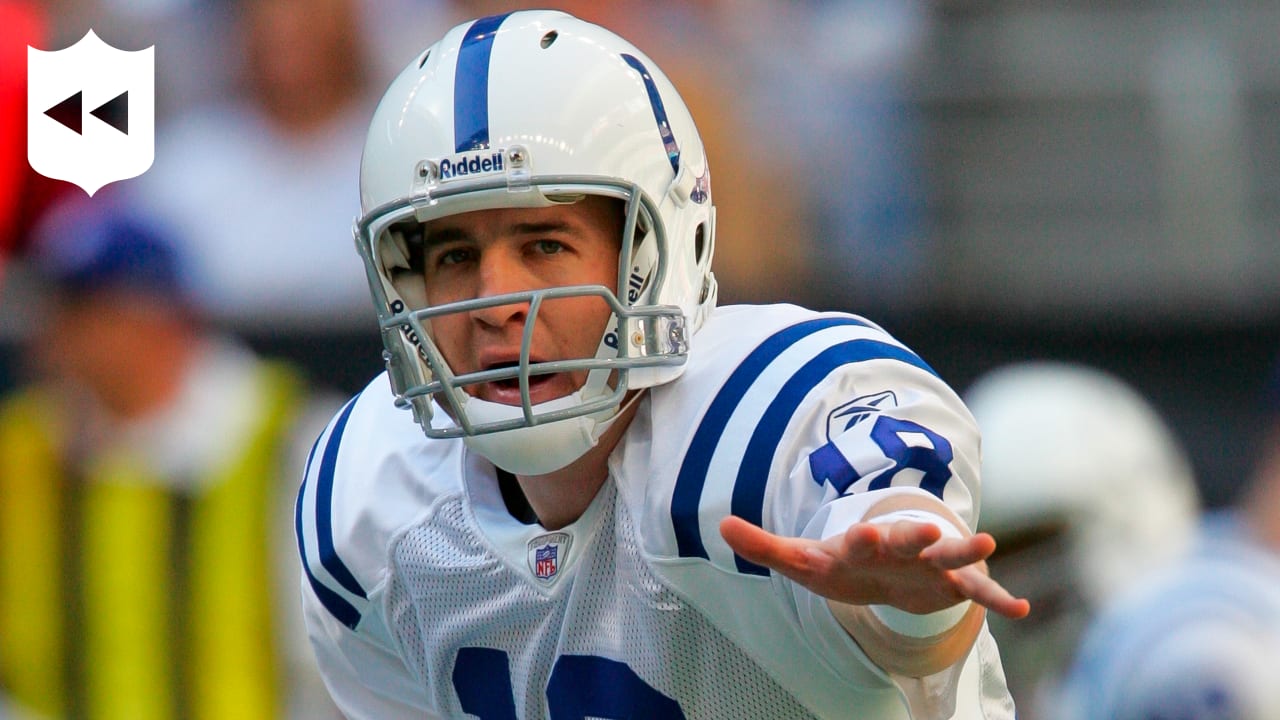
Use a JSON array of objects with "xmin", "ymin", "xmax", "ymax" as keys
[
  {"xmin": 730, "ymin": 339, "xmax": 939, "ymax": 575},
  {"xmin": 671, "ymin": 316, "xmax": 870, "ymax": 561},
  {"xmin": 295, "ymin": 429, "xmax": 363, "ymax": 629},
  {"xmin": 313, "ymin": 396, "xmax": 368, "ymax": 601}
]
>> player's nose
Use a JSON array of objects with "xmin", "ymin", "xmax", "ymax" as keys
[{"xmin": 471, "ymin": 248, "xmax": 533, "ymax": 328}]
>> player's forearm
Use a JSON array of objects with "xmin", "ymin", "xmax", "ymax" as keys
[{"xmin": 829, "ymin": 595, "xmax": 985, "ymax": 677}]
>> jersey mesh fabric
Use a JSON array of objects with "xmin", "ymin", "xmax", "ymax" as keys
[{"xmin": 383, "ymin": 482, "xmax": 820, "ymax": 719}]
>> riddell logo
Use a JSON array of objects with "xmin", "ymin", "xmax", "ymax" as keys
[
  {"xmin": 438, "ymin": 151, "xmax": 504, "ymax": 180},
  {"xmin": 27, "ymin": 29, "xmax": 154, "ymax": 196}
]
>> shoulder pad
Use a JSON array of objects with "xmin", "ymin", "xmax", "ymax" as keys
[{"xmin": 295, "ymin": 374, "xmax": 463, "ymax": 629}]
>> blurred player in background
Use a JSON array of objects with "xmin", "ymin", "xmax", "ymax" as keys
[
  {"xmin": 0, "ymin": 194, "xmax": 341, "ymax": 719},
  {"xmin": 963, "ymin": 361, "xmax": 1200, "ymax": 718},
  {"xmin": 297, "ymin": 10, "xmax": 1027, "ymax": 720},
  {"xmin": 1055, "ymin": 361, "xmax": 1280, "ymax": 720},
  {"xmin": 132, "ymin": 0, "xmax": 378, "ymax": 334}
]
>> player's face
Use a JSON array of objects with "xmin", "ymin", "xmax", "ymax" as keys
[{"xmin": 421, "ymin": 196, "xmax": 621, "ymax": 406}]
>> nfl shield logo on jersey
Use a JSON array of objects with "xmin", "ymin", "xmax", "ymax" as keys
[
  {"xmin": 27, "ymin": 30, "xmax": 154, "ymax": 196},
  {"xmin": 527, "ymin": 532, "xmax": 572, "ymax": 583}
]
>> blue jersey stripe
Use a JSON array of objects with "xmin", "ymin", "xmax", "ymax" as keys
[
  {"xmin": 314, "ymin": 396, "xmax": 367, "ymax": 600},
  {"xmin": 454, "ymin": 13, "xmax": 511, "ymax": 152},
  {"xmin": 621, "ymin": 54, "xmax": 680, "ymax": 175},
  {"xmin": 296, "ymin": 431, "xmax": 362, "ymax": 628},
  {"xmin": 671, "ymin": 317, "xmax": 871, "ymax": 561},
  {"xmin": 731, "ymin": 339, "xmax": 939, "ymax": 575}
]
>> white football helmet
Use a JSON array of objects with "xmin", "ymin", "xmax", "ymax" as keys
[
  {"xmin": 355, "ymin": 11, "xmax": 717, "ymax": 474},
  {"xmin": 964, "ymin": 361, "xmax": 1200, "ymax": 718}
]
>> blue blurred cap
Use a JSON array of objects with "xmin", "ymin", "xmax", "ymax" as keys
[{"xmin": 33, "ymin": 197, "xmax": 193, "ymax": 303}]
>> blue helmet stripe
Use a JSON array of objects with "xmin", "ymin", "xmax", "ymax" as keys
[
  {"xmin": 621, "ymin": 53, "xmax": 680, "ymax": 175},
  {"xmin": 313, "ymin": 395, "xmax": 367, "ymax": 599},
  {"xmin": 730, "ymin": 339, "xmax": 940, "ymax": 575},
  {"xmin": 671, "ymin": 317, "xmax": 871, "ymax": 561},
  {"xmin": 295, "ymin": 427, "xmax": 362, "ymax": 628},
  {"xmin": 454, "ymin": 13, "xmax": 512, "ymax": 152}
]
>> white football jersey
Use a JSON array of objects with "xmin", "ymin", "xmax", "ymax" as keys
[
  {"xmin": 296, "ymin": 304, "xmax": 1015, "ymax": 720},
  {"xmin": 1057, "ymin": 514, "xmax": 1280, "ymax": 720}
]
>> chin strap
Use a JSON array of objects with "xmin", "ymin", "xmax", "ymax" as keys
[
  {"xmin": 461, "ymin": 385, "xmax": 647, "ymax": 477},
  {"xmin": 589, "ymin": 386, "xmax": 647, "ymax": 440}
]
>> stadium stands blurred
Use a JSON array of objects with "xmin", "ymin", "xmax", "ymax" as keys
[{"xmin": 4, "ymin": 1, "xmax": 1278, "ymax": 509}]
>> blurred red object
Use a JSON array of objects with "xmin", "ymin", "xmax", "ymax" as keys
[{"xmin": 0, "ymin": 1, "xmax": 68, "ymax": 286}]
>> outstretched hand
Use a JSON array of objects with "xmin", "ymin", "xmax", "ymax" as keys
[{"xmin": 719, "ymin": 515, "xmax": 1030, "ymax": 620}]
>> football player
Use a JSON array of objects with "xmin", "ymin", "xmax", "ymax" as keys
[
  {"xmin": 1056, "ymin": 367, "xmax": 1280, "ymax": 720},
  {"xmin": 964, "ymin": 361, "xmax": 1201, "ymax": 719},
  {"xmin": 296, "ymin": 10, "xmax": 1027, "ymax": 719}
]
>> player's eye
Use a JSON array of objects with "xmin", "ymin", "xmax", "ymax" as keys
[
  {"xmin": 434, "ymin": 245, "xmax": 475, "ymax": 267},
  {"xmin": 531, "ymin": 239, "xmax": 565, "ymax": 256}
]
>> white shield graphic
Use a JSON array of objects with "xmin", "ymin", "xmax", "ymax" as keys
[{"xmin": 28, "ymin": 30, "xmax": 154, "ymax": 196}]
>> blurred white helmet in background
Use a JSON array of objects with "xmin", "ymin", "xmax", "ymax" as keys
[
  {"xmin": 964, "ymin": 361, "xmax": 1200, "ymax": 718},
  {"xmin": 968, "ymin": 361, "xmax": 1200, "ymax": 603}
]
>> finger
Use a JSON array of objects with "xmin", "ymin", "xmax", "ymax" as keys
[
  {"xmin": 883, "ymin": 520, "xmax": 942, "ymax": 558},
  {"xmin": 953, "ymin": 567, "xmax": 1032, "ymax": 620},
  {"xmin": 920, "ymin": 533, "xmax": 997, "ymax": 569},
  {"xmin": 719, "ymin": 516, "xmax": 820, "ymax": 575},
  {"xmin": 836, "ymin": 522, "xmax": 884, "ymax": 562}
]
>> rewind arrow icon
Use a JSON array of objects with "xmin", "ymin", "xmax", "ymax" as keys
[
  {"xmin": 43, "ymin": 90, "xmax": 129, "ymax": 135},
  {"xmin": 43, "ymin": 90, "xmax": 81, "ymax": 134}
]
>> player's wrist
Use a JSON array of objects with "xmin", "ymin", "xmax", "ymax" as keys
[
  {"xmin": 868, "ymin": 599, "xmax": 973, "ymax": 639},
  {"xmin": 832, "ymin": 598, "xmax": 986, "ymax": 677}
]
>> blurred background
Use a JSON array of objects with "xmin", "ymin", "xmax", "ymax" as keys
[
  {"xmin": 2, "ymin": 1, "xmax": 1278, "ymax": 717},
  {"xmin": 1, "ymin": 0, "xmax": 1275, "ymax": 518},
  {"xmin": 6, "ymin": 0, "xmax": 1278, "ymax": 505}
]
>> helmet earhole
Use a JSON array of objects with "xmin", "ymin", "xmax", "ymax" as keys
[
  {"xmin": 694, "ymin": 224, "xmax": 706, "ymax": 264},
  {"xmin": 540, "ymin": 31, "xmax": 559, "ymax": 49}
]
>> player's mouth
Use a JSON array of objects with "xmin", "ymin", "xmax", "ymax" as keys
[{"xmin": 477, "ymin": 361, "xmax": 571, "ymax": 405}]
